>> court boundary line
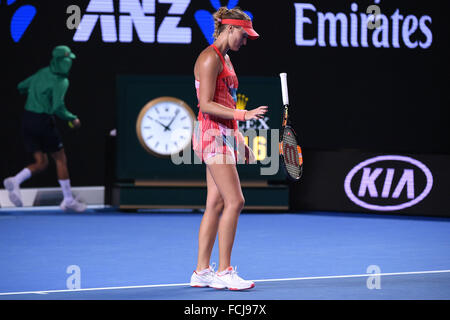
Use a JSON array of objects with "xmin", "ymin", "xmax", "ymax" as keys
[{"xmin": 1, "ymin": 269, "xmax": 449, "ymax": 296}]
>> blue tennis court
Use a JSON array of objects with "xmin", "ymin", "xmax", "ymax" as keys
[{"xmin": 0, "ymin": 208, "xmax": 449, "ymax": 300}]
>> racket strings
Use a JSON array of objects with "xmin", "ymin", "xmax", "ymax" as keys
[{"xmin": 282, "ymin": 127, "xmax": 301, "ymax": 179}]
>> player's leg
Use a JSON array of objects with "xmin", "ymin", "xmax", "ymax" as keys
[
  {"xmin": 28, "ymin": 151, "xmax": 49, "ymax": 174},
  {"xmin": 51, "ymin": 148, "xmax": 86, "ymax": 212},
  {"xmin": 3, "ymin": 110, "xmax": 49, "ymax": 207},
  {"xmin": 190, "ymin": 166, "xmax": 224, "ymax": 287},
  {"xmin": 4, "ymin": 112, "xmax": 65, "ymax": 208},
  {"xmin": 51, "ymin": 148, "xmax": 69, "ymax": 180},
  {"xmin": 17, "ymin": 111, "xmax": 50, "ymax": 180},
  {"xmin": 205, "ymin": 154, "xmax": 244, "ymax": 272},
  {"xmin": 2, "ymin": 151, "xmax": 47, "ymax": 207},
  {"xmin": 196, "ymin": 165, "xmax": 224, "ymax": 272},
  {"xmin": 205, "ymin": 154, "xmax": 255, "ymax": 290}
]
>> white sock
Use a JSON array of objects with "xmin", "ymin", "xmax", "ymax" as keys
[
  {"xmin": 196, "ymin": 267, "xmax": 210, "ymax": 275},
  {"xmin": 58, "ymin": 179, "xmax": 73, "ymax": 202},
  {"xmin": 217, "ymin": 267, "xmax": 232, "ymax": 275},
  {"xmin": 14, "ymin": 168, "xmax": 32, "ymax": 185}
]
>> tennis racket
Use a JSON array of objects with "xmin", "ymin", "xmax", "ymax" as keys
[{"xmin": 279, "ymin": 72, "xmax": 303, "ymax": 181}]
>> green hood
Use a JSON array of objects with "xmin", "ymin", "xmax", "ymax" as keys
[{"xmin": 50, "ymin": 56, "xmax": 72, "ymax": 76}]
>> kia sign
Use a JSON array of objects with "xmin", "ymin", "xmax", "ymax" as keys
[
  {"xmin": 344, "ymin": 155, "xmax": 433, "ymax": 211},
  {"xmin": 291, "ymin": 150, "xmax": 448, "ymax": 217}
]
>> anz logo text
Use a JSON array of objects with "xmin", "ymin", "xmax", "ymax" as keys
[{"xmin": 73, "ymin": 0, "xmax": 252, "ymax": 44}]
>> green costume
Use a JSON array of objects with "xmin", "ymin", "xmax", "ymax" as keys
[{"xmin": 17, "ymin": 45, "xmax": 77, "ymax": 121}]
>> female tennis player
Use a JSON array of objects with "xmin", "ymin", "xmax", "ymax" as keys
[{"xmin": 190, "ymin": 7, "xmax": 268, "ymax": 290}]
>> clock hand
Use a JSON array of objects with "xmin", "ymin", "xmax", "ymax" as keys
[
  {"xmin": 151, "ymin": 117, "xmax": 171, "ymax": 131},
  {"xmin": 164, "ymin": 111, "xmax": 180, "ymax": 131}
]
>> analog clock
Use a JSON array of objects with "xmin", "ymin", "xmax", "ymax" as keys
[{"xmin": 136, "ymin": 97, "xmax": 196, "ymax": 157}]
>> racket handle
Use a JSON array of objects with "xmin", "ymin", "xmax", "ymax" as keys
[{"xmin": 279, "ymin": 73, "xmax": 289, "ymax": 106}]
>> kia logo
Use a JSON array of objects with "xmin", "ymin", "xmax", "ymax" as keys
[{"xmin": 344, "ymin": 155, "xmax": 433, "ymax": 211}]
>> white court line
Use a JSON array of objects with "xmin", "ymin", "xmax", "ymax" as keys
[
  {"xmin": 252, "ymin": 269, "xmax": 450, "ymax": 283},
  {"xmin": 1, "ymin": 269, "xmax": 450, "ymax": 296}
]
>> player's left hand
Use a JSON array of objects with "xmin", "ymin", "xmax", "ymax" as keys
[{"xmin": 244, "ymin": 144, "xmax": 256, "ymax": 164}]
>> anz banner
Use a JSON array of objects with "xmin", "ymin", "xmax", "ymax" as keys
[
  {"xmin": 6, "ymin": 0, "xmax": 438, "ymax": 48},
  {"xmin": 72, "ymin": 0, "xmax": 196, "ymax": 44},
  {"xmin": 68, "ymin": 0, "xmax": 433, "ymax": 48},
  {"xmin": 69, "ymin": 0, "xmax": 253, "ymax": 44},
  {"xmin": 6, "ymin": 0, "xmax": 253, "ymax": 45}
]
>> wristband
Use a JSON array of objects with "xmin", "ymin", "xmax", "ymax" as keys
[{"xmin": 234, "ymin": 109, "xmax": 247, "ymax": 121}]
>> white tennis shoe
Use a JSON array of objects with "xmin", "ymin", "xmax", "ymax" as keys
[
  {"xmin": 190, "ymin": 264, "xmax": 217, "ymax": 288},
  {"xmin": 210, "ymin": 266, "xmax": 255, "ymax": 291},
  {"xmin": 3, "ymin": 177, "xmax": 23, "ymax": 207},
  {"xmin": 60, "ymin": 198, "xmax": 87, "ymax": 212}
]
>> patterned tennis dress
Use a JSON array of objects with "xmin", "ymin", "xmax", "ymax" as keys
[{"xmin": 192, "ymin": 44, "xmax": 242, "ymax": 162}]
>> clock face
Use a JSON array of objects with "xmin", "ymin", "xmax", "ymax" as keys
[{"xmin": 136, "ymin": 97, "xmax": 195, "ymax": 157}]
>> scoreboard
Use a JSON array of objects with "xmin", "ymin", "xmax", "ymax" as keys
[{"xmin": 111, "ymin": 74, "xmax": 289, "ymax": 210}]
